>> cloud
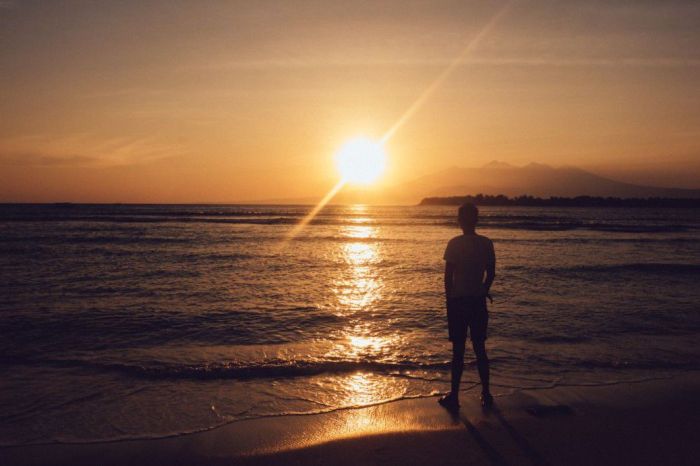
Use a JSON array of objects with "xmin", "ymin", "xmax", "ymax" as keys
[
  {"xmin": 179, "ymin": 55, "xmax": 700, "ymax": 73},
  {"xmin": 0, "ymin": 152, "xmax": 98, "ymax": 167},
  {"xmin": 0, "ymin": 134, "xmax": 183, "ymax": 167}
]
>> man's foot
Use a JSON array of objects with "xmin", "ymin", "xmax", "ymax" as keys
[
  {"xmin": 481, "ymin": 392, "xmax": 494, "ymax": 408},
  {"xmin": 438, "ymin": 393, "xmax": 460, "ymax": 410}
]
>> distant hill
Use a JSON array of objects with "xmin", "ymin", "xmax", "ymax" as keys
[
  {"xmin": 253, "ymin": 161, "xmax": 700, "ymax": 205},
  {"xmin": 389, "ymin": 161, "xmax": 700, "ymax": 203},
  {"xmin": 419, "ymin": 194, "xmax": 700, "ymax": 208}
]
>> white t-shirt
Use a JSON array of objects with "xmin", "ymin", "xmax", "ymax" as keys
[{"xmin": 443, "ymin": 233, "xmax": 495, "ymax": 298}]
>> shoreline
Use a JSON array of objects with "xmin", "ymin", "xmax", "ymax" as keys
[
  {"xmin": 0, "ymin": 373, "xmax": 678, "ymax": 449},
  {"xmin": 2, "ymin": 372, "xmax": 699, "ymax": 465}
]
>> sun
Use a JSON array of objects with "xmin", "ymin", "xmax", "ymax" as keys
[{"xmin": 335, "ymin": 137, "xmax": 386, "ymax": 185}]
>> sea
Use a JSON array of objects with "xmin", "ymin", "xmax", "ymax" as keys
[{"xmin": 1, "ymin": 203, "xmax": 699, "ymax": 446}]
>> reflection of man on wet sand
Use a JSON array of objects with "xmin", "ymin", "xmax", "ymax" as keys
[{"xmin": 439, "ymin": 203, "xmax": 495, "ymax": 409}]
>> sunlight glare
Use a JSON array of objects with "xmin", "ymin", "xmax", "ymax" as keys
[{"xmin": 335, "ymin": 137, "xmax": 386, "ymax": 185}]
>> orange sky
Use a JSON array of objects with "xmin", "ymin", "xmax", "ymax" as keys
[{"xmin": 1, "ymin": 0, "xmax": 699, "ymax": 202}]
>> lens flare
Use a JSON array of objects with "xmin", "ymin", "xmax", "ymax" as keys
[{"xmin": 281, "ymin": 1, "xmax": 515, "ymax": 244}]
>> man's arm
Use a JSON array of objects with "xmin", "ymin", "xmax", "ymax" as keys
[
  {"xmin": 444, "ymin": 261, "xmax": 455, "ymax": 301},
  {"xmin": 483, "ymin": 240, "xmax": 496, "ymax": 296}
]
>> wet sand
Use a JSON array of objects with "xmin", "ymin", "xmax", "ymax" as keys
[{"xmin": 2, "ymin": 372, "xmax": 699, "ymax": 465}]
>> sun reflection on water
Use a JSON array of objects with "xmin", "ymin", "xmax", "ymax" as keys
[
  {"xmin": 344, "ymin": 242, "xmax": 377, "ymax": 265},
  {"xmin": 348, "ymin": 335, "xmax": 384, "ymax": 351},
  {"xmin": 328, "ymin": 212, "xmax": 407, "ymax": 407},
  {"xmin": 342, "ymin": 224, "xmax": 376, "ymax": 238},
  {"xmin": 343, "ymin": 372, "xmax": 380, "ymax": 406},
  {"xmin": 332, "ymin": 219, "xmax": 383, "ymax": 312}
]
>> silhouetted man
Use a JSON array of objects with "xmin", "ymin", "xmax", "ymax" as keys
[{"xmin": 439, "ymin": 203, "xmax": 495, "ymax": 409}]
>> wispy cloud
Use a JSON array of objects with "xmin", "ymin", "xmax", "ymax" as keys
[
  {"xmin": 0, "ymin": 152, "xmax": 98, "ymax": 167},
  {"xmin": 179, "ymin": 55, "xmax": 700, "ymax": 72},
  {"xmin": 0, "ymin": 134, "xmax": 182, "ymax": 167}
]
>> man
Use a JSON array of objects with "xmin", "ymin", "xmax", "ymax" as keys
[{"xmin": 439, "ymin": 203, "xmax": 495, "ymax": 409}]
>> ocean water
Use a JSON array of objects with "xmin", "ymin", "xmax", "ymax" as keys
[{"xmin": 1, "ymin": 203, "xmax": 700, "ymax": 446}]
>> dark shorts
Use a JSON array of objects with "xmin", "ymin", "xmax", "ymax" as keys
[{"xmin": 447, "ymin": 296, "xmax": 488, "ymax": 342}]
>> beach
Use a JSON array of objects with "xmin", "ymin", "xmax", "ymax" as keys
[{"xmin": 3, "ymin": 372, "xmax": 698, "ymax": 465}]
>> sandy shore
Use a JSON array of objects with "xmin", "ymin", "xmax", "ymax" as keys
[{"xmin": 2, "ymin": 372, "xmax": 699, "ymax": 465}]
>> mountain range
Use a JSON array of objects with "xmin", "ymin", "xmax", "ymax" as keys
[
  {"xmin": 331, "ymin": 161, "xmax": 700, "ymax": 205},
  {"xmin": 257, "ymin": 161, "xmax": 700, "ymax": 205}
]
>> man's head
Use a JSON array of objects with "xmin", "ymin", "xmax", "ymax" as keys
[{"xmin": 458, "ymin": 203, "xmax": 479, "ymax": 231}]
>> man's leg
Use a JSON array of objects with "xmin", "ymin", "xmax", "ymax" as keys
[
  {"xmin": 472, "ymin": 339, "xmax": 491, "ymax": 397},
  {"xmin": 451, "ymin": 340, "xmax": 466, "ymax": 397}
]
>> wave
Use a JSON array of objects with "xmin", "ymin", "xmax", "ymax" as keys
[
  {"xmin": 554, "ymin": 263, "xmax": 700, "ymax": 275},
  {"xmin": 0, "ymin": 234, "xmax": 419, "ymax": 247},
  {"xmin": 0, "ymin": 217, "xmax": 698, "ymax": 235},
  {"xmin": 529, "ymin": 335, "xmax": 591, "ymax": 343},
  {"xmin": 1, "ymin": 236, "xmax": 196, "ymax": 246},
  {"xmin": 502, "ymin": 262, "xmax": 700, "ymax": 276},
  {"xmin": 1, "ymin": 213, "xmax": 694, "ymax": 233},
  {"xmin": 570, "ymin": 359, "xmax": 700, "ymax": 371},
  {"xmin": 498, "ymin": 237, "xmax": 700, "ymax": 244},
  {"xmin": 477, "ymin": 221, "xmax": 693, "ymax": 233},
  {"xmin": 4, "ymin": 353, "xmax": 698, "ymax": 381},
  {"xmin": 0, "ymin": 356, "xmax": 453, "ymax": 380}
]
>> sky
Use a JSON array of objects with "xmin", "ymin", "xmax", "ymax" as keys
[{"xmin": 1, "ymin": 0, "xmax": 699, "ymax": 202}]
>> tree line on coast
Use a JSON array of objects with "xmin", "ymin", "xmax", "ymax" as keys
[{"xmin": 419, "ymin": 194, "xmax": 700, "ymax": 208}]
